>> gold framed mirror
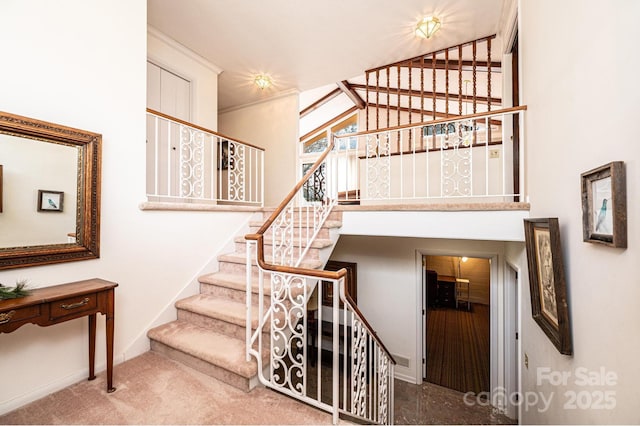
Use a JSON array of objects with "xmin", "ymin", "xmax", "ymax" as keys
[{"xmin": 0, "ymin": 111, "xmax": 101, "ymax": 269}]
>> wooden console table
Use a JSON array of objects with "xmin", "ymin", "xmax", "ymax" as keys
[{"xmin": 0, "ymin": 278, "xmax": 118, "ymax": 392}]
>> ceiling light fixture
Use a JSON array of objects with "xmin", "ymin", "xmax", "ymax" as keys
[
  {"xmin": 254, "ymin": 74, "xmax": 272, "ymax": 90},
  {"xmin": 415, "ymin": 16, "xmax": 441, "ymax": 39}
]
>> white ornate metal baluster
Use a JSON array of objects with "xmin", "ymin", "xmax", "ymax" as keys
[
  {"xmin": 179, "ymin": 126, "xmax": 204, "ymax": 198},
  {"xmin": 352, "ymin": 318, "xmax": 368, "ymax": 417},
  {"xmin": 270, "ymin": 273, "xmax": 306, "ymax": 396},
  {"xmin": 366, "ymin": 133, "xmax": 391, "ymax": 199},
  {"xmin": 272, "ymin": 204, "xmax": 294, "ymax": 266},
  {"xmin": 442, "ymin": 120, "xmax": 472, "ymax": 196},
  {"xmin": 228, "ymin": 141, "xmax": 245, "ymax": 201},
  {"xmin": 377, "ymin": 351, "xmax": 390, "ymax": 424}
]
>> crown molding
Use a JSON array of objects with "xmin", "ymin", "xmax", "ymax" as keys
[
  {"xmin": 147, "ymin": 26, "xmax": 223, "ymax": 75},
  {"xmin": 218, "ymin": 89, "xmax": 300, "ymax": 115},
  {"xmin": 498, "ymin": 0, "xmax": 518, "ymax": 53}
]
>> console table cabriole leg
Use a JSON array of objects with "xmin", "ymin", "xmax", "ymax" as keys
[{"xmin": 106, "ymin": 289, "xmax": 116, "ymax": 393}]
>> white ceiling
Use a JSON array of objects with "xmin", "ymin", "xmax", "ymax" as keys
[{"xmin": 147, "ymin": 0, "xmax": 505, "ymax": 111}]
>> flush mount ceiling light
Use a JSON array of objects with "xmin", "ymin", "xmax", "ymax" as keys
[
  {"xmin": 415, "ymin": 16, "xmax": 441, "ymax": 39},
  {"xmin": 254, "ymin": 74, "xmax": 272, "ymax": 90}
]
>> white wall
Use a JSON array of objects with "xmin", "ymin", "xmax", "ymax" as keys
[
  {"xmin": 0, "ymin": 0, "xmax": 252, "ymax": 415},
  {"xmin": 0, "ymin": 134, "xmax": 77, "ymax": 247},
  {"xmin": 330, "ymin": 235, "xmax": 508, "ymax": 383},
  {"xmin": 357, "ymin": 145, "xmax": 505, "ymax": 200},
  {"xmin": 518, "ymin": 0, "xmax": 640, "ymax": 423},
  {"xmin": 219, "ymin": 92, "xmax": 299, "ymax": 206}
]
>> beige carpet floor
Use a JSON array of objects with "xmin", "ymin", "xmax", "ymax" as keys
[
  {"xmin": 0, "ymin": 350, "xmax": 514, "ymax": 425},
  {"xmin": 0, "ymin": 352, "xmax": 338, "ymax": 425}
]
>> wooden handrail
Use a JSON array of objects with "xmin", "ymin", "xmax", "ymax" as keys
[
  {"xmin": 246, "ymin": 135, "xmax": 337, "ymax": 240},
  {"xmin": 244, "ymin": 135, "xmax": 396, "ymax": 364},
  {"xmin": 146, "ymin": 108, "xmax": 265, "ymax": 152},
  {"xmin": 366, "ymin": 34, "xmax": 497, "ymax": 74},
  {"xmin": 337, "ymin": 105, "xmax": 527, "ymax": 139}
]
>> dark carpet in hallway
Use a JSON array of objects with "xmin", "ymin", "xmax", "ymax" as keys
[{"xmin": 426, "ymin": 303, "xmax": 490, "ymax": 394}]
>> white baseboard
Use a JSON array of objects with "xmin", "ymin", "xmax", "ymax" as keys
[
  {"xmin": 0, "ymin": 357, "xmax": 124, "ymax": 416},
  {"xmin": 1, "ymin": 214, "xmax": 259, "ymax": 417},
  {"xmin": 393, "ymin": 371, "xmax": 419, "ymax": 384}
]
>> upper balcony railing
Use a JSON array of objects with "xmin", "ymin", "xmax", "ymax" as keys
[
  {"xmin": 146, "ymin": 109, "xmax": 264, "ymax": 206},
  {"xmin": 327, "ymin": 106, "xmax": 526, "ymax": 205}
]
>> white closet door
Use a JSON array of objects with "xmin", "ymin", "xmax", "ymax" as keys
[
  {"xmin": 146, "ymin": 62, "xmax": 192, "ymax": 197},
  {"xmin": 146, "ymin": 61, "xmax": 191, "ymax": 120}
]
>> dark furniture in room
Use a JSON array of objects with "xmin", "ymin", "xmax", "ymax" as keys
[
  {"xmin": 426, "ymin": 271, "xmax": 459, "ymax": 309},
  {"xmin": 426, "ymin": 269, "xmax": 439, "ymax": 308},
  {"xmin": 437, "ymin": 276, "xmax": 457, "ymax": 308}
]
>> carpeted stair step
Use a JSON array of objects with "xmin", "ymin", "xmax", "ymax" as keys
[
  {"xmin": 234, "ymin": 239, "xmax": 322, "ymax": 259},
  {"xmin": 234, "ymin": 235, "xmax": 334, "ymax": 252},
  {"xmin": 248, "ymin": 219, "xmax": 342, "ymax": 229},
  {"xmin": 260, "ymin": 209, "xmax": 343, "ymax": 222},
  {"xmin": 248, "ymin": 220, "xmax": 341, "ymax": 240},
  {"xmin": 176, "ymin": 294, "xmax": 262, "ymax": 340},
  {"xmin": 148, "ymin": 320, "xmax": 265, "ymax": 392},
  {"xmin": 217, "ymin": 253, "xmax": 324, "ymax": 275},
  {"xmin": 199, "ymin": 272, "xmax": 272, "ymax": 306}
]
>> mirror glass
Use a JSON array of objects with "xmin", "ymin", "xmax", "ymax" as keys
[
  {"xmin": 0, "ymin": 111, "xmax": 101, "ymax": 270},
  {"xmin": 0, "ymin": 134, "xmax": 79, "ymax": 248}
]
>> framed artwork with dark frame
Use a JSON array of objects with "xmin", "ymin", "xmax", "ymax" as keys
[
  {"xmin": 37, "ymin": 190, "xmax": 64, "ymax": 212},
  {"xmin": 581, "ymin": 161, "xmax": 626, "ymax": 248},
  {"xmin": 524, "ymin": 218, "xmax": 572, "ymax": 355},
  {"xmin": 217, "ymin": 140, "xmax": 229, "ymax": 170},
  {"xmin": 322, "ymin": 260, "xmax": 357, "ymax": 307}
]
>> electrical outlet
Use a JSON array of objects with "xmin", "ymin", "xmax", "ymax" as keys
[
  {"xmin": 489, "ymin": 148, "xmax": 500, "ymax": 159},
  {"xmin": 524, "ymin": 353, "xmax": 529, "ymax": 369}
]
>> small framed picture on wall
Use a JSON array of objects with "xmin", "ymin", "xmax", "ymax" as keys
[
  {"xmin": 581, "ymin": 161, "xmax": 626, "ymax": 248},
  {"xmin": 37, "ymin": 190, "xmax": 64, "ymax": 212}
]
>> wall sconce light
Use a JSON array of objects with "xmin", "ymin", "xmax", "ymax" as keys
[
  {"xmin": 415, "ymin": 16, "xmax": 441, "ymax": 39},
  {"xmin": 254, "ymin": 74, "xmax": 272, "ymax": 90}
]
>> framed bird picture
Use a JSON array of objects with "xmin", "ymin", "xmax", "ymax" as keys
[
  {"xmin": 581, "ymin": 161, "xmax": 626, "ymax": 248},
  {"xmin": 37, "ymin": 190, "xmax": 64, "ymax": 212}
]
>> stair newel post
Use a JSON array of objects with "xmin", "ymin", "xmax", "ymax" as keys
[
  {"xmin": 332, "ymin": 277, "xmax": 341, "ymax": 425},
  {"xmin": 258, "ymin": 266, "xmax": 264, "ymax": 355},
  {"xmin": 389, "ymin": 362, "xmax": 395, "ymax": 425},
  {"xmin": 245, "ymin": 240, "xmax": 253, "ymax": 362}
]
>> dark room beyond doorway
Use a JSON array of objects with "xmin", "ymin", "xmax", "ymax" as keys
[{"xmin": 424, "ymin": 255, "xmax": 490, "ymax": 394}]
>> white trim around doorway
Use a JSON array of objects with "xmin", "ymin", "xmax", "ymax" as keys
[{"xmin": 417, "ymin": 248, "xmax": 518, "ymax": 419}]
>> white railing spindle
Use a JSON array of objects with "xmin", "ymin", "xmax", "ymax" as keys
[{"xmin": 146, "ymin": 109, "xmax": 264, "ymax": 206}]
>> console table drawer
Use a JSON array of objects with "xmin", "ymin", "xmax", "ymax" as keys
[
  {"xmin": 0, "ymin": 305, "xmax": 41, "ymax": 326},
  {"xmin": 50, "ymin": 293, "xmax": 97, "ymax": 319}
]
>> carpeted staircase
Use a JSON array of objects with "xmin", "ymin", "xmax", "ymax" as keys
[{"xmin": 147, "ymin": 209, "xmax": 342, "ymax": 391}]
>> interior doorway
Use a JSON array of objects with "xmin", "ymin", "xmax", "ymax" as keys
[{"xmin": 423, "ymin": 255, "xmax": 490, "ymax": 395}]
